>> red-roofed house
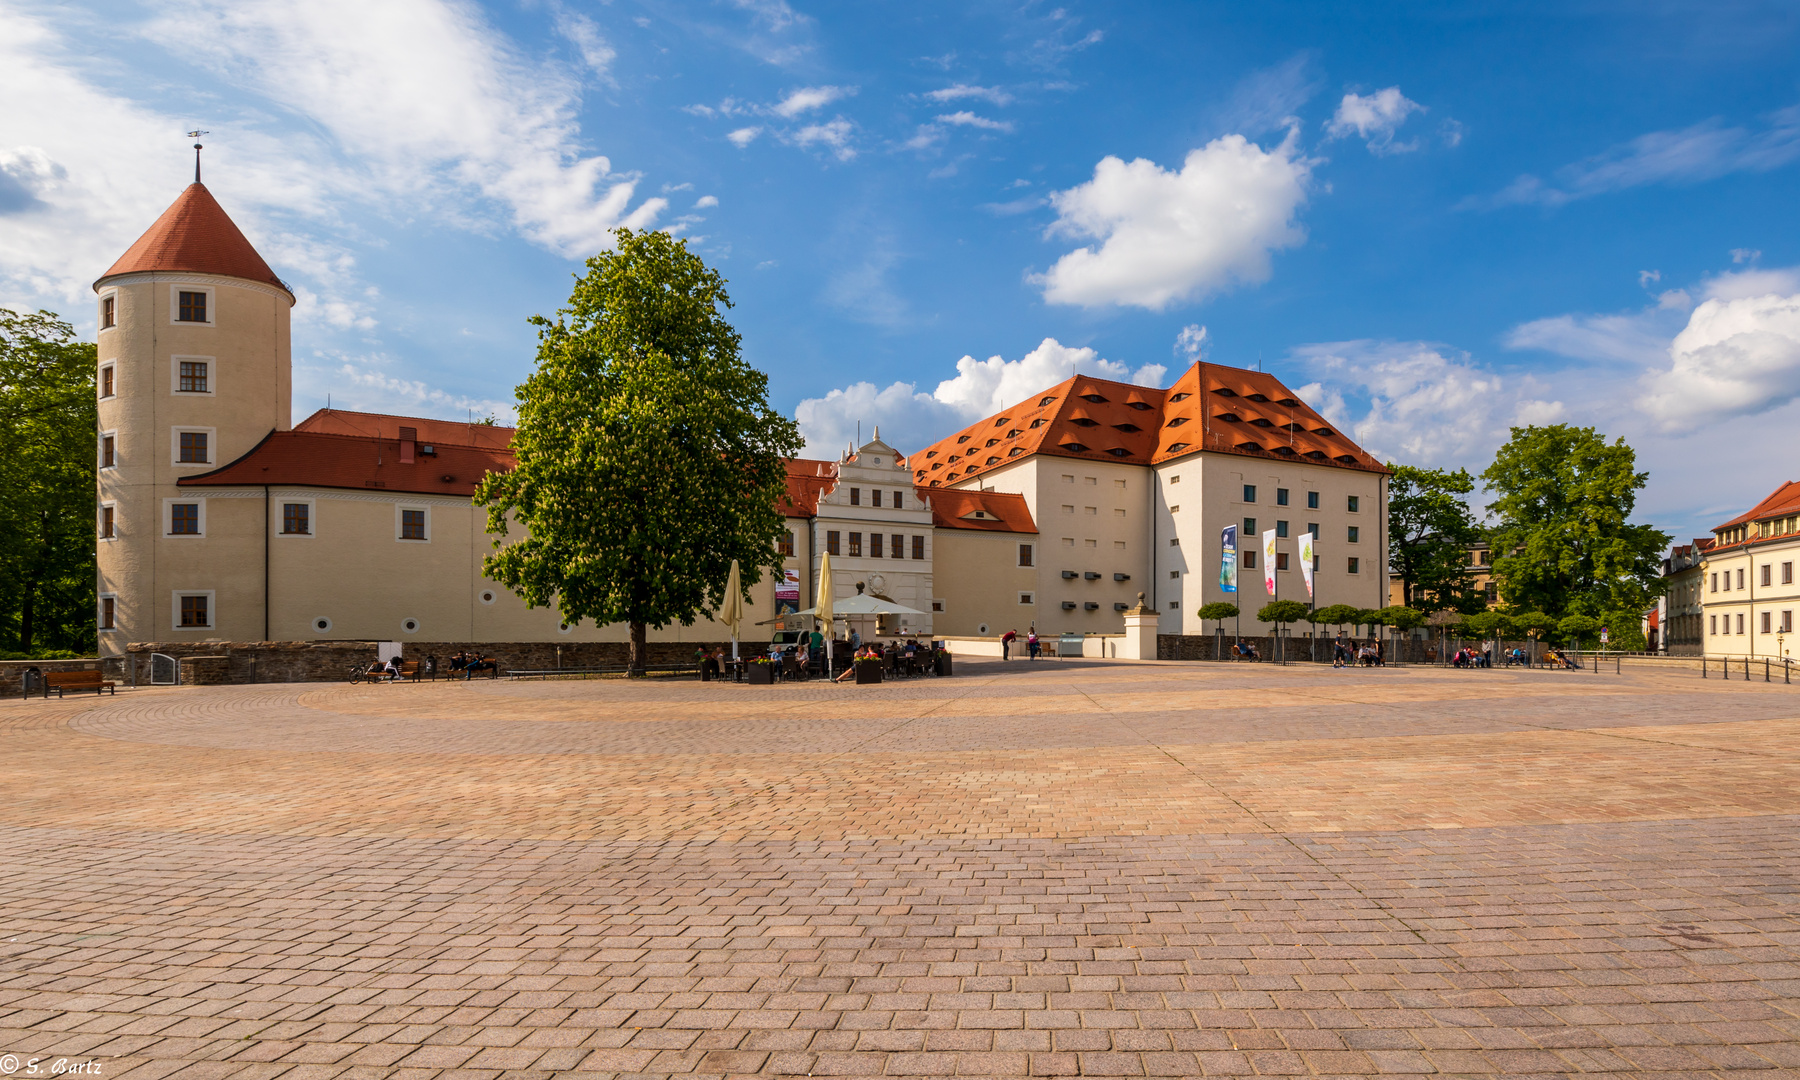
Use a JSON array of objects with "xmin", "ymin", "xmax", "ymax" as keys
[
  {"xmin": 1698, "ymin": 482, "xmax": 1800, "ymax": 659},
  {"xmin": 907, "ymin": 365, "xmax": 1390, "ymax": 636}
]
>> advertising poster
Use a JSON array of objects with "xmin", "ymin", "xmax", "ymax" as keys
[
  {"xmin": 1298, "ymin": 530, "xmax": 1315, "ymax": 598},
  {"xmin": 1219, "ymin": 525, "xmax": 1238, "ymax": 593},
  {"xmin": 1262, "ymin": 528, "xmax": 1278, "ymax": 596},
  {"xmin": 775, "ymin": 568, "xmax": 801, "ymax": 615}
]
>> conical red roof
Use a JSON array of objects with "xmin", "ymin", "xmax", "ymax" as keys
[{"xmin": 96, "ymin": 183, "xmax": 290, "ymax": 295}]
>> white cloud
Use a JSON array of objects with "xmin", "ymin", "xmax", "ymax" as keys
[
  {"xmin": 727, "ymin": 126, "xmax": 763, "ymax": 147},
  {"xmin": 789, "ymin": 119, "xmax": 856, "ymax": 160},
  {"xmin": 1732, "ymin": 247, "xmax": 1762, "ymax": 264},
  {"xmin": 1639, "ymin": 271, "xmax": 1800, "ymax": 431},
  {"xmin": 772, "ymin": 85, "xmax": 853, "ymax": 117},
  {"xmin": 303, "ymin": 354, "xmax": 517, "ymax": 424},
  {"xmin": 1212, "ymin": 53, "xmax": 1319, "ymax": 137},
  {"xmin": 694, "ymin": 194, "xmax": 719, "ymax": 208},
  {"xmin": 1174, "ymin": 324, "xmax": 1208, "ymax": 361},
  {"xmin": 554, "ymin": 8, "xmax": 616, "ymax": 83},
  {"xmin": 1290, "ymin": 340, "xmax": 1563, "ymax": 469},
  {"xmin": 1478, "ymin": 105, "xmax": 1800, "ymax": 208},
  {"xmin": 925, "ymin": 84, "xmax": 1013, "ymax": 106},
  {"xmin": 936, "ymin": 111, "xmax": 1013, "ymax": 133},
  {"xmin": 1325, "ymin": 87, "xmax": 1426, "ymax": 154},
  {"xmin": 136, "ymin": 0, "xmax": 664, "ymax": 259},
  {"xmin": 795, "ymin": 337, "xmax": 1168, "ymax": 456},
  {"xmin": 1504, "ymin": 307, "xmax": 1686, "ymax": 367},
  {"xmin": 1035, "ymin": 131, "xmax": 1313, "ymax": 310}
]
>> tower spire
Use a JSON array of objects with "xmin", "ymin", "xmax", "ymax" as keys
[{"xmin": 187, "ymin": 131, "xmax": 209, "ymax": 183}]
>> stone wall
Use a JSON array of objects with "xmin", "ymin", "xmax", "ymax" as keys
[
  {"xmin": 0, "ymin": 658, "xmax": 110, "ymax": 698},
  {"xmin": 120, "ymin": 639, "xmax": 760, "ymax": 685},
  {"xmin": 1158, "ymin": 633, "xmax": 1444, "ymax": 664}
]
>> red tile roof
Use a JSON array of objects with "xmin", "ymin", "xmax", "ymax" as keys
[
  {"xmin": 295, "ymin": 408, "xmax": 516, "ymax": 450},
  {"xmin": 1708, "ymin": 480, "xmax": 1800, "ymax": 550},
  {"xmin": 909, "ymin": 361, "xmax": 1386, "ymax": 487},
  {"xmin": 96, "ymin": 184, "xmax": 291, "ymax": 296},
  {"xmin": 782, "ymin": 458, "xmax": 838, "ymax": 518},
  {"xmin": 920, "ymin": 488, "xmax": 1037, "ymax": 533},
  {"xmin": 178, "ymin": 430, "xmax": 513, "ymax": 497}
]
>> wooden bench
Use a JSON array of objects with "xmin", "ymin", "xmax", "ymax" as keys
[
  {"xmin": 43, "ymin": 670, "xmax": 115, "ymax": 698},
  {"xmin": 364, "ymin": 661, "xmax": 423, "ymax": 682}
]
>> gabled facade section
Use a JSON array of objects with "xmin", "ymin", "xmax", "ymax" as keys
[{"xmin": 1699, "ymin": 481, "xmax": 1800, "ymax": 660}]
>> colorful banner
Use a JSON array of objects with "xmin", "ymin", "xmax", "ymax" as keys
[
  {"xmin": 1298, "ymin": 530, "xmax": 1315, "ymax": 598},
  {"xmin": 1219, "ymin": 525, "xmax": 1238, "ymax": 593},
  {"xmin": 1262, "ymin": 528, "xmax": 1278, "ymax": 596},
  {"xmin": 775, "ymin": 568, "xmax": 801, "ymax": 614}
]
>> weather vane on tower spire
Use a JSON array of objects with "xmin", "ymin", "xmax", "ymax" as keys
[{"xmin": 187, "ymin": 131, "xmax": 209, "ymax": 183}]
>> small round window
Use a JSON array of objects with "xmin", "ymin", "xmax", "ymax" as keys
[
  {"xmin": 401, "ymin": 618, "xmax": 420, "ymax": 634},
  {"xmin": 557, "ymin": 622, "xmax": 573, "ymax": 635},
  {"xmin": 479, "ymin": 590, "xmax": 497, "ymax": 605},
  {"xmin": 313, "ymin": 616, "xmax": 332, "ymax": 634},
  {"xmin": 977, "ymin": 623, "xmax": 990, "ymax": 636}
]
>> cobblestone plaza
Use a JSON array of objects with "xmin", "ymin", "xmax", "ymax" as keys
[{"xmin": 2, "ymin": 660, "xmax": 1798, "ymax": 1077}]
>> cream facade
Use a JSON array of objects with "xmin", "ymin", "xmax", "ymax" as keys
[
  {"xmin": 1700, "ymin": 527, "xmax": 1800, "ymax": 662},
  {"xmin": 804, "ymin": 436, "xmax": 935, "ymax": 636}
]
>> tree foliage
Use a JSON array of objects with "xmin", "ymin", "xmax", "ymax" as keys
[
  {"xmin": 1196, "ymin": 601, "xmax": 1238, "ymax": 628},
  {"xmin": 1482, "ymin": 425, "xmax": 1669, "ymax": 619},
  {"xmin": 1259, "ymin": 600, "xmax": 1310, "ymax": 626},
  {"xmin": 475, "ymin": 229, "xmax": 803, "ymax": 668},
  {"xmin": 1387, "ymin": 463, "xmax": 1486, "ymax": 614},
  {"xmin": 1377, "ymin": 605, "xmax": 1425, "ymax": 632},
  {"xmin": 0, "ymin": 310, "xmax": 96, "ymax": 656},
  {"xmin": 1309, "ymin": 603, "xmax": 1361, "ymax": 629}
]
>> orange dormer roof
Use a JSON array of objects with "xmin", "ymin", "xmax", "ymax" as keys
[
  {"xmin": 909, "ymin": 362, "xmax": 1385, "ymax": 486},
  {"xmin": 1709, "ymin": 480, "xmax": 1800, "ymax": 547},
  {"xmin": 782, "ymin": 458, "xmax": 838, "ymax": 518},
  {"xmin": 920, "ymin": 487, "xmax": 1037, "ymax": 533},
  {"xmin": 295, "ymin": 408, "xmax": 516, "ymax": 450},
  {"xmin": 96, "ymin": 183, "xmax": 291, "ymax": 296}
]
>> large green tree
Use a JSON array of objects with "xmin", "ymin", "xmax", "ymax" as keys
[
  {"xmin": 1482, "ymin": 424, "xmax": 1669, "ymax": 619},
  {"xmin": 1387, "ymin": 463, "xmax": 1485, "ymax": 613},
  {"xmin": 0, "ymin": 310, "xmax": 97, "ymax": 656},
  {"xmin": 475, "ymin": 228, "xmax": 803, "ymax": 670}
]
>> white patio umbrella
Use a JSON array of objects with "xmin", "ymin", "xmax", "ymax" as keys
[
  {"xmin": 718, "ymin": 559, "xmax": 743, "ymax": 660},
  {"xmin": 817, "ymin": 549, "xmax": 835, "ymax": 675}
]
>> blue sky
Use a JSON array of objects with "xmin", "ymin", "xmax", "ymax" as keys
[{"xmin": 4, "ymin": 0, "xmax": 1799, "ymax": 544}]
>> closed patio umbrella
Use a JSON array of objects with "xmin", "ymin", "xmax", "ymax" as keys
[
  {"xmin": 817, "ymin": 549, "xmax": 835, "ymax": 676},
  {"xmin": 718, "ymin": 559, "xmax": 743, "ymax": 661}
]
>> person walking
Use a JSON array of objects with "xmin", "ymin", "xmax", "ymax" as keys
[
  {"xmin": 1333, "ymin": 632, "xmax": 1349, "ymax": 668},
  {"xmin": 1001, "ymin": 628, "xmax": 1018, "ymax": 660},
  {"xmin": 1027, "ymin": 628, "xmax": 1040, "ymax": 660}
]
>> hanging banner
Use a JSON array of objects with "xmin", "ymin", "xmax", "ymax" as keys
[
  {"xmin": 1298, "ymin": 530, "xmax": 1315, "ymax": 598},
  {"xmin": 775, "ymin": 568, "xmax": 801, "ymax": 614},
  {"xmin": 1262, "ymin": 528, "xmax": 1278, "ymax": 596},
  {"xmin": 1219, "ymin": 525, "xmax": 1238, "ymax": 593}
]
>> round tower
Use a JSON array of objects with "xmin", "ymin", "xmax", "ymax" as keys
[{"xmin": 93, "ymin": 180, "xmax": 295, "ymax": 657}]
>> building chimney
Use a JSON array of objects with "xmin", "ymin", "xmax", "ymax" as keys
[{"xmin": 399, "ymin": 426, "xmax": 417, "ymax": 464}]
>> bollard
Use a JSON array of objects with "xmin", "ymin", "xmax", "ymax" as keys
[
  {"xmin": 1766, "ymin": 658, "xmax": 1770, "ymax": 683},
  {"xmin": 1702, "ymin": 657, "xmax": 1707, "ymax": 679}
]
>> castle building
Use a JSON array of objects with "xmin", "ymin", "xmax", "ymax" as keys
[
  {"xmin": 93, "ymin": 179, "xmax": 1380, "ymax": 657},
  {"xmin": 908, "ymin": 365, "xmax": 1391, "ymax": 636}
]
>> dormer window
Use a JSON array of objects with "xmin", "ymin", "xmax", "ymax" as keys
[
  {"xmin": 1008, "ymin": 447, "xmax": 1023, "ymax": 456},
  {"xmin": 1126, "ymin": 401, "xmax": 1152, "ymax": 410},
  {"xmin": 957, "ymin": 435, "xmax": 971, "ymax": 443},
  {"xmin": 1059, "ymin": 442, "xmax": 1090, "ymax": 453},
  {"xmin": 1166, "ymin": 417, "xmax": 1189, "ymax": 427},
  {"xmin": 926, "ymin": 450, "xmax": 937, "ymax": 458},
  {"xmin": 1005, "ymin": 429, "xmax": 1021, "ymax": 438},
  {"xmin": 1204, "ymin": 389, "xmax": 1229, "ymax": 398},
  {"xmin": 1166, "ymin": 442, "xmax": 1189, "ymax": 453},
  {"xmin": 1029, "ymin": 418, "xmax": 1047, "ymax": 428},
  {"xmin": 1112, "ymin": 423, "xmax": 1141, "ymax": 433},
  {"xmin": 1069, "ymin": 417, "xmax": 1098, "ymax": 427},
  {"xmin": 1106, "ymin": 448, "xmax": 1132, "ymax": 457},
  {"xmin": 1277, "ymin": 398, "xmax": 1298, "ymax": 407},
  {"xmin": 1038, "ymin": 396, "xmax": 1056, "ymax": 407},
  {"xmin": 947, "ymin": 453, "xmax": 960, "ymax": 462},
  {"xmin": 993, "ymin": 417, "xmax": 1010, "ymax": 427},
  {"xmin": 1081, "ymin": 393, "xmax": 1108, "ymax": 403},
  {"xmin": 1251, "ymin": 418, "xmax": 1273, "ymax": 427},
  {"xmin": 986, "ymin": 438, "xmax": 999, "ymax": 447},
  {"xmin": 1313, "ymin": 428, "xmax": 1335, "ymax": 437},
  {"xmin": 1237, "ymin": 441, "xmax": 1264, "ymax": 452},
  {"xmin": 986, "ymin": 456, "xmax": 1000, "ymax": 465},
  {"xmin": 1247, "ymin": 393, "xmax": 1269, "ymax": 402}
]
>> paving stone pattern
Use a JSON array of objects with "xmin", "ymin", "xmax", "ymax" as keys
[{"xmin": 1, "ymin": 660, "xmax": 1798, "ymax": 1077}]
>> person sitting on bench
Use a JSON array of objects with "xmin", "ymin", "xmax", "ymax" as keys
[
  {"xmin": 383, "ymin": 655, "xmax": 404, "ymax": 681},
  {"xmin": 464, "ymin": 654, "xmax": 498, "ymax": 679},
  {"xmin": 1235, "ymin": 640, "xmax": 1260, "ymax": 661}
]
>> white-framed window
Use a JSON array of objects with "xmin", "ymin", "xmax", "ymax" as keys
[
  {"xmin": 172, "ymin": 590, "xmax": 215, "ymax": 630},
  {"xmin": 98, "ymin": 593, "xmax": 118, "ymax": 632},
  {"xmin": 396, "ymin": 503, "xmax": 430, "ymax": 542},
  {"xmin": 279, "ymin": 499, "xmax": 315, "ymax": 537},
  {"xmin": 172, "ymin": 426, "xmax": 216, "ymax": 466},
  {"xmin": 164, "ymin": 497, "xmax": 206, "ymax": 538},
  {"xmin": 170, "ymin": 284, "xmax": 216, "ymax": 326},
  {"xmin": 99, "ymin": 430, "xmax": 118, "ymax": 470},
  {"xmin": 1710, "ymin": 614, "xmax": 1717, "ymax": 635},
  {"xmin": 1737, "ymin": 613, "xmax": 1745, "ymax": 634},
  {"xmin": 99, "ymin": 362, "xmax": 116, "ymax": 399},
  {"xmin": 99, "ymin": 290, "xmax": 118, "ymax": 331},
  {"xmin": 98, "ymin": 501, "xmax": 117, "ymax": 541},
  {"xmin": 172, "ymin": 355, "xmax": 216, "ymax": 396},
  {"xmin": 1017, "ymin": 543, "xmax": 1034, "ymax": 567},
  {"xmin": 1019, "ymin": 593, "xmax": 1034, "ymax": 605}
]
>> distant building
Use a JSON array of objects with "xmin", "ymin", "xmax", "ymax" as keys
[
  {"xmin": 1657, "ymin": 539, "xmax": 1710, "ymax": 655},
  {"xmin": 1698, "ymin": 481, "xmax": 1800, "ymax": 661},
  {"xmin": 1387, "ymin": 540, "xmax": 1496, "ymax": 612}
]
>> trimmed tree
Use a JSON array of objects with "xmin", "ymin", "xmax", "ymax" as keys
[
  {"xmin": 1259, "ymin": 599, "xmax": 1311, "ymax": 643},
  {"xmin": 1557, "ymin": 613, "xmax": 1600, "ymax": 648},
  {"xmin": 1197, "ymin": 601, "xmax": 1239, "ymax": 633},
  {"xmin": 476, "ymin": 228, "xmax": 803, "ymax": 672}
]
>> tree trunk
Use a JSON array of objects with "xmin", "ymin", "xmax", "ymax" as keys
[
  {"xmin": 19, "ymin": 575, "xmax": 35, "ymax": 654},
  {"xmin": 629, "ymin": 620, "xmax": 646, "ymax": 674}
]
